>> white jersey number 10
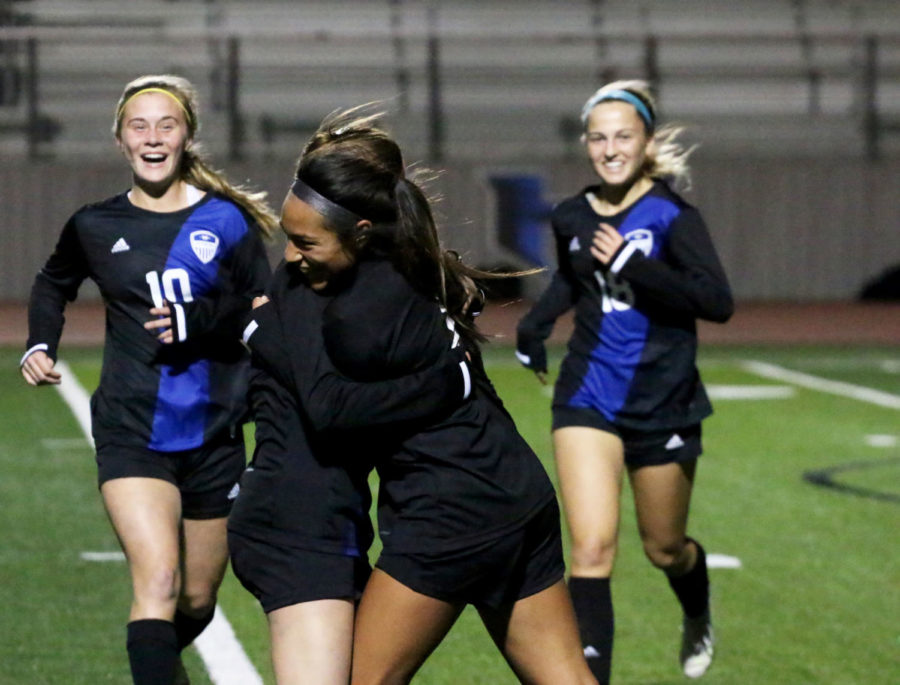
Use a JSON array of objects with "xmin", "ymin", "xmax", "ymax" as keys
[{"xmin": 145, "ymin": 268, "xmax": 194, "ymax": 307}]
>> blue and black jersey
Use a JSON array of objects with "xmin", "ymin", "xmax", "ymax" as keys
[
  {"xmin": 518, "ymin": 180, "xmax": 733, "ymax": 431},
  {"xmin": 26, "ymin": 191, "xmax": 271, "ymax": 451}
]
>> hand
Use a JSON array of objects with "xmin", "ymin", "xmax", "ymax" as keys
[
  {"xmin": 144, "ymin": 300, "xmax": 174, "ymax": 344},
  {"xmin": 252, "ymin": 295, "xmax": 270, "ymax": 309},
  {"xmin": 21, "ymin": 349, "xmax": 62, "ymax": 386},
  {"xmin": 590, "ymin": 222, "xmax": 625, "ymax": 266},
  {"xmin": 515, "ymin": 337, "xmax": 548, "ymax": 384}
]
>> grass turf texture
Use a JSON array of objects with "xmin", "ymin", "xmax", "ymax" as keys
[{"xmin": 1, "ymin": 345, "xmax": 897, "ymax": 684}]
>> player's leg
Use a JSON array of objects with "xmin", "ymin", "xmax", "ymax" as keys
[
  {"xmin": 173, "ymin": 428, "xmax": 246, "ymax": 659},
  {"xmin": 553, "ymin": 426, "xmax": 625, "ymax": 683},
  {"xmin": 102, "ymin": 476, "xmax": 182, "ymax": 684},
  {"xmin": 268, "ymin": 599, "xmax": 355, "ymax": 685},
  {"xmin": 351, "ymin": 568, "xmax": 464, "ymax": 685},
  {"xmin": 478, "ymin": 580, "xmax": 597, "ymax": 684},
  {"xmin": 176, "ymin": 516, "xmax": 229, "ymax": 641},
  {"xmin": 629, "ymin": 457, "xmax": 713, "ymax": 678}
]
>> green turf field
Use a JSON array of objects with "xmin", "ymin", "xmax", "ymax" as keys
[{"xmin": 1, "ymin": 344, "xmax": 897, "ymax": 684}]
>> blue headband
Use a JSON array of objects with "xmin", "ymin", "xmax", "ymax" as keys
[
  {"xmin": 290, "ymin": 178, "xmax": 363, "ymax": 231},
  {"xmin": 581, "ymin": 89, "xmax": 654, "ymax": 131}
]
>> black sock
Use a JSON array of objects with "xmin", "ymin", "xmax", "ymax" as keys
[
  {"xmin": 174, "ymin": 607, "xmax": 215, "ymax": 652},
  {"xmin": 568, "ymin": 576, "xmax": 614, "ymax": 685},
  {"xmin": 667, "ymin": 538, "xmax": 710, "ymax": 619},
  {"xmin": 126, "ymin": 619, "xmax": 178, "ymax": 685}
]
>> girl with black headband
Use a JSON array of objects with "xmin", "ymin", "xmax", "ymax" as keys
[
  {"xmin": 236, "ymin": 107, "xmax": 597, "ymax": 684},
  {"xmin": 517, "ymin": 80, "xmax": 733, "ymax": 682},
  {"xmin": 21, "ymin": 74, "xmax": 276, "ymax": 684},
  {"xmin": 229, "ymin": 175, "xmax": 474, "ymax": 683}
]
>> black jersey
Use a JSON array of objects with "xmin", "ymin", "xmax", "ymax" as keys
[
  {"xmin": 228, "ymin": 261, "xmax": 470, "ymax": 557},
  {"xmin": 322, "ymin": 258, "xmax": 557, "ymax": 555},
  {"xmin": 518, "ymin": 180, "xmax": 733, "ymax": 431},
  {"xmin": 26, "ymin": 191, "xmax": 270, "ymax": 451}
]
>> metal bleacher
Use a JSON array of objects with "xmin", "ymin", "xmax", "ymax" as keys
[{"xmin": 1, "ymin": 0, "xmax": 899, "ymax": 160}]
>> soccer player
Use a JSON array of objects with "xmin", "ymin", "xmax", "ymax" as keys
[
  {"xmin": 261, "ymin": 108, "xmax": 596, "ymax": 685},
  {"xmin": 230, "ymin": 270, "xmax": 471, "ymax": 684},
  {"xmin": 20, "ymin": 74, "xmax": 275, "ymax": 685},
  {"xmin": 516, "ymin": 80, "xmax": 733, "ymax": 682}
]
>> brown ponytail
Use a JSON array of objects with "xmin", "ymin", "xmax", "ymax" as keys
[{"xmin": 296, "ymin": 105, "xmax": 538, "ymax": 344}]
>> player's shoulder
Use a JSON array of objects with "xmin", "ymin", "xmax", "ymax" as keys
[
  {"xmin": 268, "ymin": 259, "xmax": 302, "ymax": 297},
  {"xmin": 68, "ymin": 191, "xmax": 130, "ymax": 222},
  {"xmin": 647, "ymin": 179, "xmax": 697, "ymax": 214},
  {"xmin": 552, "ymin": 188, "xmax": 590, "ymax": 216},
  {"xmin": 353, "ymin": 257, "xmax": 414, "ymax": 296},
  {"xmin": 550, "ymin": 187, "xmax": 595, "ymax": 232},
  {"xmin": 328, "ymin": 257, "xmax": 422, "ymax": 325},
  {"xmin": 203, "ymin": 192, "xmax": 246, "ymax": 217},
  {"xmin": 193, "ymin": 193, "xmax": 256, "ymax": 242}
]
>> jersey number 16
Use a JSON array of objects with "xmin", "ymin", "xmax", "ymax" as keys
[{"xmin": 593, "ymin": 270, "xmax": 634, "ymax": 313}]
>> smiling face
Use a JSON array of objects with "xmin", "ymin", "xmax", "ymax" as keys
[
  {"xmin": 281, "ymin": 191, "xmax": 356, "ymax": 291},
  {"xmin": 584, "ymin": 100, "xmax": 652, "ymax": 190},
  {"xmin": 116, "ymin": 91, "xmax": 191, "ymax": 194}
]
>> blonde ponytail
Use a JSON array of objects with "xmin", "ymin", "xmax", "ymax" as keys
[{"xmin": 182, "ymin": 149, "xmax": 278, "ymax": 237}]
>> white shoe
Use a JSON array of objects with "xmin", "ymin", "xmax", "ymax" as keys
[{"xmin": 680, "ymin": 610, "xmax": 714, "ymax": 678}]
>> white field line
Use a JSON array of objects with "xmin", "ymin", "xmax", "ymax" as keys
[
  {"xmin": 706, "ymin": 385, "xmax": 794, "ymax": 400},
  {"xmin": 53, "ymin": 361, "xmax": 94, "ymax": 447},
  {"xmin": 53, "ymin": 361, "xmax": 263, "ymax": 685},
  {"xmin": 864, "ymin": 434, "xmax": 898, "ymax": 448},
  {"xmin": 542, "ymin": 383, "xmax": 794, "ymax": 400},
  {"xmin": 42, "ymin": 437, "xmax": 94, "ymax": 450},
  {"xmin": 707, "ymin": 554, "xmax": 742, "ymax": 569},
  {"xmin": 740, "ymin": 360, "xmax": 900, "ymax": 410},
  {"xmin": 194, "ymin": 606, "xmax": 263, "ymax": 685},
  {"xmin": 80, "ymin": 551, "xmax": 126, "ymax": 562}
]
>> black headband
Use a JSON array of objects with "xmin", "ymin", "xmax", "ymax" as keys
[{"xmin": 290, "ymin": 178, "xmax": 363, "ymax": 231}]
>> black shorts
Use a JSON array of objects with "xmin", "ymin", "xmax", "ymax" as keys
[
  {"xmin": 552, "ymin": 406, "xmax": 702, "ymax": 468},
  {"xmin": 95, "ymin": 429, "xmax": 246, "ymax": 519},
  {"xmin": 376, "ymin": 498, "xmax": 565, "ymax": 611},
  {"xmin": 228, "ymin": 530, "xmax": 371, "ymax": 614}
]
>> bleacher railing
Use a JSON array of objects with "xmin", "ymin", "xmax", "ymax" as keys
[{"xmin": 0, "ymin": 22, "xmax": 898, "ymax": 160}]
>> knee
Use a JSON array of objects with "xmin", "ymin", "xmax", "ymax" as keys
[
  {"xmin": 570, "ymin": 537, "xmax": 617, "ymax": 576},
  {"xmin": 133, "ymin": 564, "xmax": 179, "ymax": 611},
  {"xmin": 642, "ymin": 538, "xmax": 690, "ymax": 573},
  {"xmin": 178, "ymin": 583, "xmax": 218, "ymax": 616}
]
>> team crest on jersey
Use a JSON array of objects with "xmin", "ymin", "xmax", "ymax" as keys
[
  {"xmin": 624, "ymin": 228, "xmax": 654, "ymax": 256},
  {"xmin": 189, "ymin": 230, "xmax": 219, "ymax": 264}
]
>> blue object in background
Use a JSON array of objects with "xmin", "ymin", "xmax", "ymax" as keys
[{"xmin": 489, "ymin": 175, "xmax": 553, "ymax": 266}]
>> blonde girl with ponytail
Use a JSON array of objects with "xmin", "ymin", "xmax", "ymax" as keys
[{"xmin": 23, "ymin": 73, "xmax": 275, "ymax": 683}]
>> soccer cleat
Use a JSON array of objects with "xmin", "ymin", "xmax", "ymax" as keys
[{"xmin": 680, "ymin": 610, "xmax": 714, "ymax": 678}]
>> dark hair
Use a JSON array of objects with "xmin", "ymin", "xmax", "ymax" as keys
[{"xmin": 295, "ymin": 106, "xmax": 530, "ymax": 343}]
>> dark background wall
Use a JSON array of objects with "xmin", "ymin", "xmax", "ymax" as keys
[{"xmin": 2, "ymin": 154, "xmax": 897, "ymax": 302}]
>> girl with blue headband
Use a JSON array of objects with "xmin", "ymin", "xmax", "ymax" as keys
[{"xmin": 517, "ymin": 79, "xmax": 733, "ymax": 682}]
